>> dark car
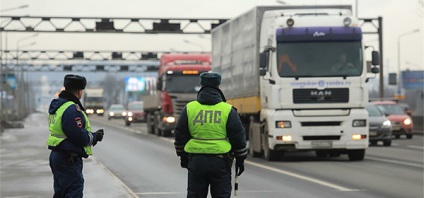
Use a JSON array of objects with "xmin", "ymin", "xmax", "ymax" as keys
[
  {"xmin": 125, "ymin": 101, "xmax": 145, "ymax": 126},
  {"xmin": 366, "ymin": 103, "xmax": 393, "ymax": 146}
]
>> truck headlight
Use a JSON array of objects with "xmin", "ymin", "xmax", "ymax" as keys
[
  {"xmin": 382, "ymin": 120, "xmax": 391, "ymax": 128},
  {"xmin": 109, "ymin": 112, "xmax": 114, "ymax": 116},
  {"xmin": 352, "ymin": 134, "xmax": 367, "ymax": 140},
  {"xmin": 352, "ymin": 119, "xmax": 366, "ymax": 127},
  {"xmin": 164, "ymin": 116, "xmax": 175, "ymax": 123},
  {"xmin": 276, "ymin": 121, "xmax": 291, "ymax": 128},
  {"xmin": 122, "ymin": 112, "xmax": 127, "ymax": 116},
  {"xmin": 96, "ymin": 109, "xmax": 104, "ymax": 114},
  {"xmin": 403, "ymin": 118, "xmax": 412, "ymax": 125},
  {"xmin": 127, "ymin": 112, "xmax": 133, "ymax": 116}
]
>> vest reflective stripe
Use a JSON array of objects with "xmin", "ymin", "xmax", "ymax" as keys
[
  {"xmin": 184, "ymin": 101, "xmax": 232, "ymax": 154},
  {"xmin": 46, "ymin": 101, "xmax": 93, "ymax": 155}
]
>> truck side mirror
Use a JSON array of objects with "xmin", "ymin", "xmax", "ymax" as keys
[
  {"xmin": 371, "ymin": 51, "xmax": 380, "ymax": 66},
  {"xmin": 156, "ymin": 80, "xmax": 163, "ymax": 90},
  {"xmin": 259, "ymin": 52, "xmax": 267, "ymax": 76},
  {"xmin": 371, "ymin": 67, "xmax": 380, "ymax": 74}
]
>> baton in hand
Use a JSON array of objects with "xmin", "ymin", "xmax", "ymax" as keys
[{"xmin": 234, "ymin": 165, "xmax": 239, "ymax": 196}]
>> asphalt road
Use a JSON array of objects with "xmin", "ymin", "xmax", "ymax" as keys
[{"xmin": 1, "ymin": 113, "xmax": 423, "ymax": 198}]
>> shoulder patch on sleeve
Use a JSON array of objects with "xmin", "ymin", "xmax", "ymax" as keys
[
  {"xmin": 75, "ymin": 117, "xmax": 83, "ymax": 128},
  {"xmin": 74, "ymin": 104, "xmax": 82, "ymax": 112}
]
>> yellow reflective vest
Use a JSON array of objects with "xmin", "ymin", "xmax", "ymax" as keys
[
  {"xmin": 184, "ymin": 101, "xmax": 232, "ymax": 154},
  {"xmin": 46, "ymin": 101, "xmax": 93, "ymax": 155}
]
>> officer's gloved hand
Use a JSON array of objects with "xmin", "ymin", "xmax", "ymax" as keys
[
  {"xmin": 95, "ymin": 129, "xmax": 104, "ymax": 142},
  {"xmin": 235, "ymin": 157, "xmax": 245, "ymax": 176},
  {"xmin": 93, "ymin": 129, "xmax": 104, "ymax": 146},
  {"xmin": 180, "ymin": 153, "xmax": 189, "ymax": 169}
]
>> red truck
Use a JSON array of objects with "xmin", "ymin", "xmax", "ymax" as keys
[{"xmin": 144, "ymin": 53, "xmax": 211, "ymax": 136}]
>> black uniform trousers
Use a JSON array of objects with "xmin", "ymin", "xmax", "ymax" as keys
[
  {"xmin": 187, "ymin": 155, "xmax": 231, "ymax": 198},
  {"xmin": 49, "ymin": 150, "xmax": 84, "ymax": 198}
]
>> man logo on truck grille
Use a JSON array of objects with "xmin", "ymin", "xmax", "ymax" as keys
[{"xmin": 311, "ymin": 90, "xmax": 332, "ymax": 101}]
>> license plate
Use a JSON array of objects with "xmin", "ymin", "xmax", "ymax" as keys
[
  {"xmin": 369, "ymin": 131, "xmax": 377, "ymax": 136},
  {"xmin": 311, "ymin": 141, "xmax": 332, "ymax": 148}
]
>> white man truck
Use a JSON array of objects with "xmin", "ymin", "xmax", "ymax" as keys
[{"xmin": 211, "ymin": 5, "xmax": 380, "ymax": 161}]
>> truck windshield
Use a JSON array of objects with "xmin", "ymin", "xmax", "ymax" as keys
[
  {"xmin": 276, "ymin": 41, "xmax": 363, "ymax": 78},
  {"xmin": 165, "ymin": 74, "xmax": 201, "ymax": 93}
]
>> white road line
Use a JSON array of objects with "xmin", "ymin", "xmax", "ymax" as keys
[
  {"xmin": 407, "ymin": 145, "xmax": 424, "ymax": 150},
  {"xmin": 366, "ymin": 156, "xmax": 423, "ymax": 168},
  {"xmin": 245, "ymin": 161, "xmax": 358, "ymax": 191},
  {"xmin": 91, "ymin": 156, "xmax": 139, "ymax": 198},
  {"xmin": 136, "ymin": 192, "xmax": 184, "ymax": 195}
]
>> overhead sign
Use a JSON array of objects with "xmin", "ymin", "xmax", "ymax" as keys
[
  {"xmin": 402, "ymin": 70, "xmax": 424, "ymax": 90},
  {"xmin": 125, "ymin": 77, "xmax": 145, "ymax": 92},
  {"xmin": 6, "ymin": 74, "xmax": 17, "ymax": 90}
]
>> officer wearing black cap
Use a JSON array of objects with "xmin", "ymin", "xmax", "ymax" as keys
[
  {"xmin": 47, "ymin": 74, "xmax": 105, "ymax": 197},
  {"xmin": 174, "ymin": 72, "xmax": 247, "ymax": 198}
]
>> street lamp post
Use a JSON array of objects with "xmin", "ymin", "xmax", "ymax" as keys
[
  {"xmin": 397, "ymin": 29, "xmax": 420, "ymax": 100},
  {"xmin": 183, "ymin": 40, "xmax": 204, "ymax": 52},
  {"xmin": 15, "ymin": 34, "xmax": 37, "ymax": 121}
]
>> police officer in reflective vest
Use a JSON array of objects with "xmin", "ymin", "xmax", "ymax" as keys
[
  {"xmin": 47, "ymin": 74, "xmax": 105, "ymax": 198},
  {"xmin": 174, "ymin": 72, "xmax": 247, "ymax": 198}
]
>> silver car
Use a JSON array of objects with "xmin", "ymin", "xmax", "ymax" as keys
[
  {"xmin": 366, "ymin": 104, "xmax": 393, "ymax": 146},
  {"xmin": 107, "ymin": 104, "xmax": 127, "ymax": 120}
]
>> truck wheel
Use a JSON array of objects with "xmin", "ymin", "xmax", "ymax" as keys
[
  {"xmin": 261, "ymin": 123, "xmax": 278, "ymax": 161},
  {"xmin": 248, "ymin": 121, "xmax": 261, "ymax": 157},
  {"xmin": 347, "ymin": 149, "xmax": 365, "ymax": 161},
  {"xmin": 383, "ymin": 140, "xmax": 392, "ymax": 146},
  {"xmin": 406, "ymin": 134, "xmax": 413, "ymax": 139},
  {"xmin": 125, "ymin": 121, "xmax": 131, "ymax": 126}
]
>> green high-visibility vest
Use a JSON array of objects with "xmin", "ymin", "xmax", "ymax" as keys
[
  {"xmin": 184, "ymin": 101, "xmax": 232, "ymax": 154},
  {"xmin": 46, "ymin": 101, "xmax": 93, "ymax": 155}
]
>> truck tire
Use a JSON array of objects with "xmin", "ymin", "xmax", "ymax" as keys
[
  {"xmin": 261, "ymin": 123, "xmax": 279, "ymax": 161},
  {"xmin": 248, "ymin": 120, "xmax": 261, "ymax": 157},
  {"xmin": 347, "ymin": 149, "xmax": 365, "ymax": 161},
  {"xmin": 125, "ymin": 121, "xmax": 131, "ymax": 126}
]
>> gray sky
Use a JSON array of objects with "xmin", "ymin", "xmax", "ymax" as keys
[{"xmin": 1, "ymin": 0, "xmax": 423, "ymax": 73}]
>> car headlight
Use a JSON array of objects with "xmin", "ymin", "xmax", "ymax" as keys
[
  {"xmin": 275, "ymin": 121, "xmax": 291, "ymax": 128},
  {"xmin": 403, "ymin": 118, "xmax": 412, "ymax": 125},
  {"xmin": 109, "ymin": 112, "xmax": 115, "ymax": 116},
  {"xmin": 127, "ymin": 112, "xmax": 133, "ymax": 116},
  {"xmin": 164, "ymin": 116, "xmax": 175, "ymax": 123},
  {"xmin": 382, "ymin": 120, "xmax": 391, "ymax": 128},
  {"xmin": 352, "ymin": 119, "xmax": 366, "ymax": 127}
]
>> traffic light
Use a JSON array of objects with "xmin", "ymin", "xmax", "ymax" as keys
[{"xmin": 389, "ymin": 73, "xmax": 397, "ymax": 85}]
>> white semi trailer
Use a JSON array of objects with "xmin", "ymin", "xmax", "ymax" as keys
[{"xmin": 211, "ymin": 5, "xmax": 380, "ymax": 161}]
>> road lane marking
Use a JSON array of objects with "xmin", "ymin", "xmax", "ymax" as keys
[
  {"xmin": 245, "ymin": 161, "xmax": 358, "ymax": 191},
  {"xmin": 407, "ymin": 145, "xmax": 424, "ymax": 150},
  {"xmin": 366, "ymin": 156, "xmax": 423, "ymax": 168},
  {"xmin": 92, "ymin": 157, "xmax": 139, "ymax": 198}
]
